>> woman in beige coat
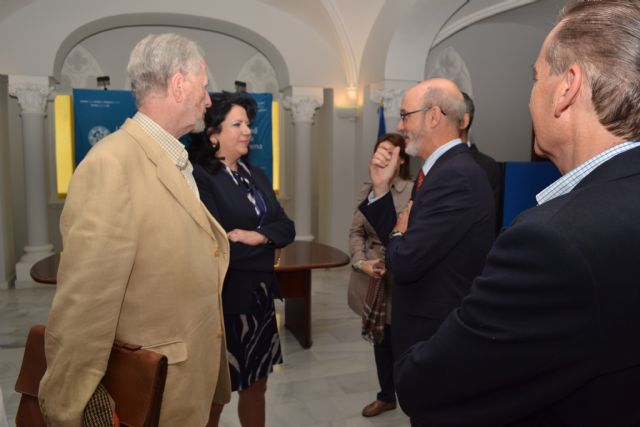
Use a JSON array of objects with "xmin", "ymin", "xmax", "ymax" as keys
[{"xmin": 348, "ymin": 133, "xmax": 413, "ymax": 418}]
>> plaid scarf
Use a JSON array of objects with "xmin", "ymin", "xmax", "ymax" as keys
[
  {"xmin": 83, "ymin": 383, "xmax": 118, "ymax": 427},
  {"xmin": 361, "ymin": 276, "xmax": 387, "ymax": 344}
]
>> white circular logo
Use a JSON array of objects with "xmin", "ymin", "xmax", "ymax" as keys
[{"xmin": 88, "ymin": 126, "xmax": 110, "ymax": 146}]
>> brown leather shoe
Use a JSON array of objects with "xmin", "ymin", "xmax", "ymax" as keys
[{"xmin": 361, "ymin": 399, "xmax": 397, "ymax": 417}]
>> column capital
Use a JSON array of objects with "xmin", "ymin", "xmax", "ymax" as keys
[
  {"xmin": 283, "ymin": 95, "xmax": 323, "ymax": 123},
  {"xmin": 8, "ymin": 75, "xmax": 54, "ymax": 115},
  {"xmin": 369, "ymin": 80, "xmax": 414, "ymax": 118}
]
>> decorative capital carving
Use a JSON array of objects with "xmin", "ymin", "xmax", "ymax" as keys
[
  {"xmin": 283, "ymin": 96, "xmax": 322, "ymax": 123},
  {"xmin": 9, "ymin": 79, "xmax": 53, "ymax": 115},
  {"xmin": 370, "ymin": 88, "xmax": 405, "ymax": 118}
]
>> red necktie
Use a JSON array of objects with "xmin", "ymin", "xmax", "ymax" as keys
[{"xmin": 416, "ymin": 169, "xmax": 425, "ymax": 190}]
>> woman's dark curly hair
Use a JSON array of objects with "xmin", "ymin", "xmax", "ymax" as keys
[{"xmin": 187, "ymin": 91, "xmax": 257, "ymax": 174}]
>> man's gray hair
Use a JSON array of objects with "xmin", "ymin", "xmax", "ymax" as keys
[
  {"xmin": 546, "ymin": 0, "xmax": 640, "ymax": 140},
  {"xmin": 422, "ymin": 86, "xmax": 467, "ymax": 126},
  {"xmin": 127, "ymin": 33, "xmax": 205, "ymax": 107}
]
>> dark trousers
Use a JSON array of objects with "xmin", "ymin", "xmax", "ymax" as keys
[{"xmin": 373, "ymin": 324, "xmax": 396, "ymax": 403}]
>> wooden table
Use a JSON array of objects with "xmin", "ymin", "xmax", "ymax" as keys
[
  {"xmin": 275, "ymin": 241, "xmax": 349, "ymax": 348},
  {"xmin": 29, "ymin": 252, "xmax": 60, "ymax": 284},
  {"xmin": 30, "ymin": 241, "xmax": 349, "ymax": 349}
]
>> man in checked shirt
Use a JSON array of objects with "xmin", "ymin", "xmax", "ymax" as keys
[{"xmin": 394, "ymin": 1, "xmax": 640, "ymax": 426}]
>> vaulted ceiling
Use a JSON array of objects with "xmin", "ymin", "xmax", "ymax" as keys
[{"xmin": 0, "ymin": 0, "xmax": 540, "ymax": 87}]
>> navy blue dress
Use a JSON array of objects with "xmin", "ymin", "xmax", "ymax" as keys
[{"xmin": 194, "ymin": 161, "xmax": 296, "ymax": 391}]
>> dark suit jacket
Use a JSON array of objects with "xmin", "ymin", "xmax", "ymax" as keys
[
  {"xmin": 469, "ymin": 143, "xmax": 503, "ymax": 233},
  {"xmin": 359, "ymin": 143, "xmax": 495, "ymax": 357},
  {"xmin": 394, "ymin": 146, "xmax": 640, "ymax": 426},
  {"xmin": 194, "ymin": 163, "xmax": 295, "ymax": 313}
]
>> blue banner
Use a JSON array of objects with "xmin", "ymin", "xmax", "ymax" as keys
[
  {"xmin": 502, "ymin": 161, "xmax": 561, "ymax": 227},
  {"xmin": 72, "ymin": 89, "xmax": 273, "ymax": 182},
  {"xmin": 72, "ymin": 89, "xmax": 136, "ymax": 167},
  {"xmin": 247, "ymin": 93, "xmax": 273, "ymax": 182}
]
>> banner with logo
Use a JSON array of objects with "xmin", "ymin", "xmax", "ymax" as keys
[
  {"xmin": 72, "ymin": 89, "xmax": 136, "ymax": 167},
  {"xmin": 247, "ymin": 93, "xmax": 273, "ymax": 182},
  {"xmin": 71, "ymin": 89, "xmax": 273, "ymax": 182}
]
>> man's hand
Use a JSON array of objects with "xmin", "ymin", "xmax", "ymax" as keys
[
  {"xmin": 227, "ymin": 229, "xmax": 268, "ymax": 246},
  {"xmin": 360, "ymin": 258, "xmax": 386, "ymax": 279},
  {"xmin": 370, "ymin": 142, "xmax": 400, "ymax": 198},
  {"xmin": 393, "ymin": 201, "xmax": 412, "ymax": 233}
]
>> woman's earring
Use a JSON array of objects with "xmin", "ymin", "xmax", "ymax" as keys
[{"xmin": 211, "ymin": 139, "xmax": 218, "ymax": 149}]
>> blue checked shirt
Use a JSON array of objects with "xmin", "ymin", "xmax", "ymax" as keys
[{"xmin": 536, "ymin": 141, "xmax": 640, "ymax": 205}]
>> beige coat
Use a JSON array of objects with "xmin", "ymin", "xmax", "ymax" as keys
[
  {"xmin": 347, "ymin": 178, "xmax": 413, "ymax": 319},
  {"xmin": 39, "ymin": 119, "xmax": 231, "ymax": 427}
]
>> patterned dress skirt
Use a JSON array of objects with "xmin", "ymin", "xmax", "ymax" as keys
[{"xmin": 224, "ymin": 282, "xmax": 283, "ymax": 391}]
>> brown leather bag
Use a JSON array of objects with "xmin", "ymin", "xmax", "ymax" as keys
[{"xmin": 14, "ymin": 324, "xmax": 168, "ymax": 427}]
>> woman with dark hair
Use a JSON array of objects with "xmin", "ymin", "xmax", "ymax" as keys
[
  {"xmin": 347, "ymin": 133, "xmax": 413, "ymax": 418},
  {"xmin": 188, "ymin": 92, "xmax": 295, "ymax": 427}
]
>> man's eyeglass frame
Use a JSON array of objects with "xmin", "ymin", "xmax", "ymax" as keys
[{"xmin": 399, "ymin": 105, "xmax": 447, "ymax": 121}]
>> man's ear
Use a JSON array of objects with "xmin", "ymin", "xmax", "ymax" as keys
[
  {"xmin": 554, "ymin": 63, "xmax": 582, "ymax": 117},
  {"xmin": 169, "ymin": 71, "xmax": 185, "ymax": 102},
  {"xmin": 460, "ymin": 113, "xmax": 470, "ymax": 132},
  {"xmin": 428, "ymin": 106, "xmax": 443, "ymax": 127},
  {"xmin": 458, "ymin": 113, "xmax": 471, "ymax": 136}
]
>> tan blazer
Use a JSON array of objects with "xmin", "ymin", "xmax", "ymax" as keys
[
  {"xmin": 347, "ymin": 178, "xmax": 413, "ymax": 319},
  {"xmin": 39, "ymin": 119, "xmax": 231, "ymax": 427}
]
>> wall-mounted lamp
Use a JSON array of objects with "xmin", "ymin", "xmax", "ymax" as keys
[
  {"xmin": 337, "ymin": 86, "xmax": 359, "ymax": 120},
  {"xmin": 347, "ymin": 86, "xmax": 357, "ymax": 102}
]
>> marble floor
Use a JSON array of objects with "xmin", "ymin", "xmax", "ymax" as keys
[{"xmin": 0, "ymin": 266, "xmax": 410, "ymax": 426}]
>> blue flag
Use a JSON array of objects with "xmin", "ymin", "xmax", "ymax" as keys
[{"xmin": 377, "ymin": 100, "xmax": 386, "ymax": 137}]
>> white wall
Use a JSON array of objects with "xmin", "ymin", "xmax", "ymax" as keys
[
  {"xmin": 70, "ymin": 27, "xmax": 262, "ymax": 93},
  {"xmin": 0, "ymin": 0, "xmax": 345, "ymax": 87},
  {"xmin": 425, "ymin": 0, "xmax": 565, "ymax": 161},
  {"xmin": 313, "ymin": 92, "xmax": 330, "ymax": 244},
  {"xmin": 314, "ymin": 89, "xmax": 357, "ymax": 252}
]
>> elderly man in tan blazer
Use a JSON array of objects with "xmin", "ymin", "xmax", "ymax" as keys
[{"xmin": 38, "ymin": 33, "xmax": 230, "ymax": 426}]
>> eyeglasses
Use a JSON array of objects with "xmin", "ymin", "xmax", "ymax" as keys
[{"xmin": 399, "ymin": 105, "xmax": 447, "ymax": 121}]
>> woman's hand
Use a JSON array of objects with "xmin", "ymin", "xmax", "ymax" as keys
[
  {"xmin": 360, "ymin": 258, "xmax": 386, "ymax": 279},
  {"xmin": 227, "ymin": 229, "xmax": 268, "ymax": 246}
]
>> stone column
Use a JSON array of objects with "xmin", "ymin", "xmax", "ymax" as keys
[
  {"xmin": 0, "ymin": 75, "xmax": 12, "ymax": 290},
  {"xmin": 9, "ymin": 75, "xmax": 54, "ymax": 285},
  {"xmin": 283, "ymin": 91, "xmax": 323, "ymax": 242}
]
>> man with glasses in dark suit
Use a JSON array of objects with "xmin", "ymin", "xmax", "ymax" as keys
[{"xmin": 359, "ymin": 77, "xmax": 495, "ymax": 425}]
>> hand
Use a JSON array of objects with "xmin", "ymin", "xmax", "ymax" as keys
[
  {"xmin": 227, "ymin": 229, "xmax": 268, "ymax": 246},
  {"xmin": 369, "ymin": 143, "xmax": 400, "ymax": 198},
  {"xmin": 360, "ymin": 258, "xmax": 386, "ymax": 279},
  {"xmin": 393, "ymin": 201, "xmax": 412, "ymax": 233}
]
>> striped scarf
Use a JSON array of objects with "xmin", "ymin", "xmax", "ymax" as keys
[{"xmin": 361, "ymin": 276, "xmax": 387, "ymax": 344}]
